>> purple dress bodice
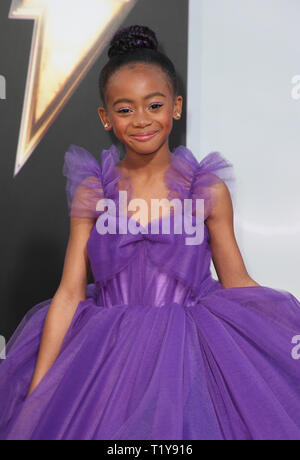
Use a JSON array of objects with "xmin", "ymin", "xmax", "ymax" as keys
[
  {"xmin": 1, "ymin": 143, "xmax": 300, "ymax": 441},
  {"xmin": 63, "ymin": 143, "xmax": 235, "ymax": 308}
]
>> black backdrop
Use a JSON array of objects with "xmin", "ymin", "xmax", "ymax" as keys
[{"xmin": 0, "ymin": 0, "xmax": 188, "ymax": 341}]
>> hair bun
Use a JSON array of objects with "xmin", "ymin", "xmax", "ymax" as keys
[{"xmin": 108, "ymin": 24, "xmax": 158, "ymax": 58}]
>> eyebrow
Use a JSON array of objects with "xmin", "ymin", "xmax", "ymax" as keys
[{"xmin": 112, "ymin": 92, "xmax": 167, "ymax": 107}]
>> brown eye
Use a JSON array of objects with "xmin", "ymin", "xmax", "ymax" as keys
[
  {"xmin": 150, "ymin": 103, "xmax": 163, "ymax": 110},
  {"xmin": 117, "ymin": 108, "xmax": 131, "ymax": 113}
]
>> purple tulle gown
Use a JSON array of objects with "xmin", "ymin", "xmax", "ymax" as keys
[{"xmin": 0, "ymin": 144, "xmax": 300, "ymax": 440}]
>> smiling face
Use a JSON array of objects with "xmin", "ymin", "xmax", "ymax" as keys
[{"xmin": 98, "ymin": 63, "xmax": 183, "ymax": 156}]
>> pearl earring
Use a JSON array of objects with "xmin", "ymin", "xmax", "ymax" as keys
[
  {"xmin": 176, "ymin": 113, "xmax": 181, "ymax": 119},
  {"xmin": 104, "ymin": 123, "xmax": 109, "ymax": 128}
]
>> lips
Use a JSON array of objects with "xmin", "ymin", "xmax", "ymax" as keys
[{"xmin": 131, "ymin": 131, "xmax": 158, "ymax": 141}]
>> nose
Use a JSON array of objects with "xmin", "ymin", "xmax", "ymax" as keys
[{"xmin": 132, "ymin": 108, "xmax": 152, "ymax": 127}]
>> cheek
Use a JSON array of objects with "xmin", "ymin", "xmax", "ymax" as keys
[
  {"xmin": 158, "ymin": 109, "xmax": 173, "ymax": 128},
  {"xmin": 162, "ymin": 113, "xmax": 173, "ymax": 130},
  {"xmin": 111, "ymin": 117, "xmax": 128, "ymax": 134}
]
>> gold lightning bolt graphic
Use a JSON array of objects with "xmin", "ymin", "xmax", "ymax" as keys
[{"xmin": 9, "ymin": 0, "xmax": 138, "ymax": 176}]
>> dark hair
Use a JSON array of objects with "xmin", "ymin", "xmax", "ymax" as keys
[{"xmin": 99, "ymin": 24, "xmax": 178, "ymax": 107}]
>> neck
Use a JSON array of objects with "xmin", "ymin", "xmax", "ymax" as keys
[{"xmin": 118, "ymin": 144, "xmax": 173, "ymax": 177}]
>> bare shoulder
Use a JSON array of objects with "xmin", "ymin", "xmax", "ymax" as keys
[{"xmin": 205, "ymin": 179, "xmax": 233, "ymax": 224}]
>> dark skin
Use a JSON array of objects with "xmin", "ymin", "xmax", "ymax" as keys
[
  {"xmin": 26, "ymin": 62, "xmax": 259, "ymax": 400},
  {"xmin": 98, "ymin": 63, "xmax": 183, "ymax": 226},
  {"xmin": 98, "ymin": 62, "xmax": 259, "ymax": 288},
  {"xmin": 98, "ymin": 63, "xmax": 182, "ymax": 178}
]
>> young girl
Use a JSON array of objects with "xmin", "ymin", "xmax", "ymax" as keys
[{"xmin": 0, "ymin": 24, "xmax": 300, "ymax": 441}]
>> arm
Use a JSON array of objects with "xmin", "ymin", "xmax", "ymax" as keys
[
  {"xmin": 26, "ymin": 216, "xmax": 95, "ymax": 398},
  {"xmin": 205, "ymin": 180, "xmax": 260, "ymax": 288}
]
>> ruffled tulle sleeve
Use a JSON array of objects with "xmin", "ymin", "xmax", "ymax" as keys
[
  {"xmin": 192, "ymin": 151, "xmax": 236, "ymax": 219},
  {"xmin": 62, "ymin": 144, "xmax": 104, "ymax": 219},
  {"xmin": 166, "ymin": 146, "xmax": 236, "ymax": 221}
]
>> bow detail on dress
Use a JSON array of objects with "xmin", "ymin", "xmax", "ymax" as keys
[{"xmin": 63, "ymin": 143, "xmax": 235, "ymax": 297}]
